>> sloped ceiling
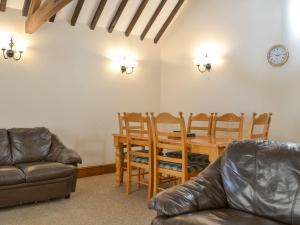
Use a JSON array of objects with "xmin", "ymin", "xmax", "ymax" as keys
[{"xmin": 5, "ymin": 0, "xmax": 187, "ymax": 41}]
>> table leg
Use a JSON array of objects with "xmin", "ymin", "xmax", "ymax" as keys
[
  {"xmin": 114, "ymin": 137, "xmax": 122, "ymax": 187},
  {"xmin": 209, "ymin": 146, "xmax": 225, "ymax": 162}
]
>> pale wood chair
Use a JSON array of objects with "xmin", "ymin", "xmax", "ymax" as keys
[
  {"xmin": 187, "ymin": 113, "xmax": 214, "ymax": 137},
  {"xmin": 212, "ymin": 113, "xmax": 245, "ymax": 140},
  {"xmin": 248, "ymin": 112, "xmax": 272, "ymax": 139},
  {"xmin": 117, "ymin": 112, "xmax": 145, "ymax": 185},
  {"xmin": 124, "ymin": 112, "xmax": 153, "ymax": 199},
  {"xmin": 151, "ymin": 112, "xmax": 208, "ymax": 195}
]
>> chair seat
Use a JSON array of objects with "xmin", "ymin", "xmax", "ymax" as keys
[
  {"xmin": 166, "ymin": 151, "xmax": 209, "ymax": 163},
  {"xmin": 16, "ymin": 162, "xmax": 75, "ymax": 183},
  {"xmin": 159, "ymin": 161, "xmax": 208, "ymax": 173},
  {"xmin": 0, "ymin": 166, "xmax": 25, "ymax": 185},
  {"xmin": 152, "ymin": 208, "xmax": 284, "ymax": 225},
  {"xmin": 132, "ymin": 157, "xmax": 149, "ymax": 165}
]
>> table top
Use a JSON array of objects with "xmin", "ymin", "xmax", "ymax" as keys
[
  {"xmin": 113, "ymin": 133, "xmax": 236, "ymax": 148},
  {"xmin": 187, "ymin": 136, "xmax": 235, "ymax": 148}
]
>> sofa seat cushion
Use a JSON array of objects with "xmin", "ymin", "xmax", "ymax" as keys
[
  {"xmin": 152, "ymin": 209, "xmax": 285, "ymax": 225},
  {"xmin": 16, "ymin": 162, "xmax": 75, "ymax": 183},
  {"xmin": 0, "ymin": 166, "xmax": 25, "ymax": 185},
  {"xmin": 9, "ymin": 127, "xmax": 51, "ymax": 164}
]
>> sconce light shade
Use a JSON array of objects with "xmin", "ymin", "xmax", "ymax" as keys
[
  {"xmin": 193, "ymin": 54, "xmax": 211, "ymax": 73},
  {"xmin": 2, "ymin": 37, "xmax": 23, "ymax": 61}
]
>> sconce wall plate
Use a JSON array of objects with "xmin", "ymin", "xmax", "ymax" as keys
[{"xmin": 2, "ymin": 37, "xmax": 23, "ymax": 61}]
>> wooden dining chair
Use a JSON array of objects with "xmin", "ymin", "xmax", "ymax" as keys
[
  {"xmin": 248, "ymin": 112, "xmax": 272, "ymax": 139},
  {"xmin": 151, "ymin": 112, "xmax": 209, "ymax": 195},
  {"xmin": 187, "ymin": 113, "xmax": 214, "ymax": 137},
  {"xmin": 124, "ymin": 112, "xmax": 153, "ymax": 199},
  {"xmin": 117, "ymin": 112, "xmax": 145, "ymax": 185},
  {"xmin": 212, "ymin": 113, "xmax": 245, "ymax": 140},
  {"xmin": 165, "ymin": 112, "xmax": 214, "ymax": 164}
]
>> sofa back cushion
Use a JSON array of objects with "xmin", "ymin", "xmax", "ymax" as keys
[
  {"xmin": 9, "ymin": 127, "xmax": 51, "ymax": 164},
  {"xmin": 0, "ymin": 129, "xmax": 12, "ymax": 165},
  {"xmin": 221, "ymin": 140, "xmax": 300, "ymax": 225}
]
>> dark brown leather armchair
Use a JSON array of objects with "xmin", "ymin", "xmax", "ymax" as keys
[
  {"xmin": 149, "ymin": 140, "xmax": 300, "ymax": 225},
  {"xmin": 0, "ymin": 127, "xmax": 82, "ymax": 208}
]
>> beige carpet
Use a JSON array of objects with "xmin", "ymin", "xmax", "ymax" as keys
[{"xmin": 0, "ymin": 174, "xmax": 156, "ymax": 225}]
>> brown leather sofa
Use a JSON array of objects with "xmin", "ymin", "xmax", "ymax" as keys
[
  {"xmin": 0, "ymin": 127, "xmax": 82, "ymax": 208},
  {"xmin": 149, "ymin": 140, "xmax": 300, "ymax": 225}
]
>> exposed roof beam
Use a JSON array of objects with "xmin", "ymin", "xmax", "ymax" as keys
[
  {"xmin": 154, "ymin": 0, "xmax": 184, "ymax": 43},
  {"xmin": 0, "ymin": 0, "xmax": 7, "ymax": 12},
  {"xmin": 49, "ymin": 14, "xmax": 56, "ymax": 22},
  {"xmin": 22, "ymin": 0, "xmax": 31, "ymax": 16},
  {"xmin": 125, "ymin": 0, "xmax": 148, "ymax": 37},
  {"xmin": 90, "ymin": 0, "xmax": 107, "ymax": 30},
  {"xmin": 140, "ymin": 0, "xmax": 167, "ymax": 40},
  {"xmin": 26, "ymin": 0, "xmax": 72, "ymax": 34},
  {"xmin": 27, "ymin": 0, "xmax": 41, "ymax": 16},
  {"xmin": 107, "ymin": 0, "xmax": 128, "ymax": 33},
  {"xmin": 71, "ymin": 0, "xmax": 85, "ymax": 26}
]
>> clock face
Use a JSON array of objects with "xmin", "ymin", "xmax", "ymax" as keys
[{"xmin": 267, "ymin": 45, "xmax": 289, "ymax": 67}]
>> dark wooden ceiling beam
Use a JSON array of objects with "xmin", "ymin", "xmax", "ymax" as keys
[
  {"xmin": 90, "ymin": 0, "xmax": 107, "ymax": 30},
  {"xmin": 71, "ymin": 0, "xmax": 85, "ymax": 26},
  {"xmin": 0, "ymin": 0, "xmax": 8, "ymax": 12},
  {"xmin": 140, "ymin": 0, "xmax": 166, "ymax": 40},
  {"xmin": 22, "ymin": 0, "xmax": 31, "ymax": 16},
  {"xmin": 49, "ymin": 14, "xmax": 56, "ymax": 22},
  {"xmin": 107, "ymin": 0, "xmax": 128, "ymax": 33},
  {"xmin": 125, "ymin": 0, "xmax": 148, "ymax": 37},
  {"xmin": 154, "ymin": 0, "xmax": 184, "ymax": 44}
]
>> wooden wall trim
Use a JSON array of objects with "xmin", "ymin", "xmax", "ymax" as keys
[{"xmin": 77, "ymin": 164, "xmax": 116, "ymax": 178}]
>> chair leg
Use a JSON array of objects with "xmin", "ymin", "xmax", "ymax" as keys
[
  {"xmin": 126, "ymin": 164, "xmax": 132, "ymax": 195},
  {"xmin": 120, "ymin": 165, "xmax": 124, "ymax": 185},
  {"xmin": 153, "ymin": 169, "xmax": 159, "ymax": 196},
  {"xmin": 137, "ymin": 168, "xmax": 141, "ymax": 188},
  {"xmin": 148, "ymin": 177, "xmax": 153, "ymax": 200}
]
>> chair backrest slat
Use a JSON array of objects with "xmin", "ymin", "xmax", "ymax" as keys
[
  {"xmin": 187, "ymin": 113, "xmax": 214, "ymax": 137},
  {"xmin": 248, "ymin": 112, "xmax": 272, "ymax": 139},
  {"xmin": 212, "ymin": 113, "xmax": 244, "ymax": 140},
  {"xmin": 124, "ymin": 112, "xmax": 151, "ymax": 146}
]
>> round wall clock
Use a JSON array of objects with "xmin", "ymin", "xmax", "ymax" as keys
[{"xmin": 267, "ymin": 45, "xmax": 289, "ymax": 67}]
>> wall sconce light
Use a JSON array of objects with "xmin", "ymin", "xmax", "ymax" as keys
[
  {"xmin": 193, "ymin": 54, "xmax": 211, "ymax": 73},
  {"xmin": 120, "ymin": 56, "xmax": 136, "ymax": 75},
  {"xmin": 2, "ymin": 37, "xmax": 23, "ymax": 61}
]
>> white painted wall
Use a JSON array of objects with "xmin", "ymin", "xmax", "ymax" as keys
[
  {"xmin": 0, "ymin": 9, "xmax": 161, "ymax": 166},
  {"xmin": 159, "ymin": 0, "xmax": 300, "ymax": 142}
]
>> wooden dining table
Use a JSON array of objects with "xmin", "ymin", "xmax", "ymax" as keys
[{"xmin": 113, "ymin": 133, "xmax": 236, "ymax": 186}]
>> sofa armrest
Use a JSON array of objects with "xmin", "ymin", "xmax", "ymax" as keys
[
  {"xmin": 148, "ymin": 158, "xmax": 227, "ymax": 216},
  {"xmin": 47, "ymin": 134, "xmax": 82, "ymax": 165}
]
